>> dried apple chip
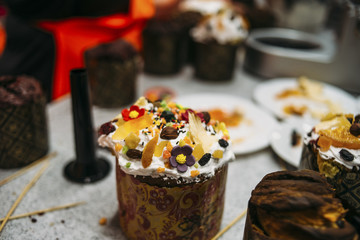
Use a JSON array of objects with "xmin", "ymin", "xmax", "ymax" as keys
[
  {"xmin": 112, "ymin": 114, "xmax": 153, "ymax": 140},
  {"xmin": 141, "ymin": 134, "xmax": 159, "ymax": 168},
  {"xmin": 154, "ymin": 140, "xmax": 169, "ymax": 157}
]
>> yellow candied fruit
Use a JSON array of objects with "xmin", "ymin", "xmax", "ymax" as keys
[
  {"xmin": 212, "ymin": 150, "xmax": 223, "ymax": 159},
  {"xmin": 193, "ymin": 144, "xmax": 204, "ymax": 161},
  {"xmin": 158, "ymin": 107, "xmax": 164, "ymax": 112},
  {"xmin": 317, "ymin": 136, "xmax": 332, "ymax": 151},
  {"xmin": 176, "ymin": 154, "xmax": 187, "ymax": 164},
  {"xmin": 179, "ymin": 139, "xmax": 186, "ymax": 147},
  {"xmin": 166, "ymin": 142, "xmax": 173, "ymax": 152},
  {"xmin": 168, "ymin": 102, "xmax": 176, "ymax": 108},
  {"xmin": 115, "ymin": 143, "xmax": 123, "ymax": 152},
  {"xmin": 157, "ymin": 167, "xmax": 165, "ymax": 173},
  {"xmin": 112, "ymin": 114, "xmax": 153, "ymax": 140},
  {"xmin": 183, "ymin": 136, "xmax": 193, "ymax": 147},
  {"xmin": 141, "ymin": 133, "xmax": 159, "ymax": 168},
  {"xmin": 191, "ymin": 170, "xmax": 200, "ymax": 177},
  {"xmin": 154, "ymin": 141, "xmax": 169, "ymax": 157},
  {"xmin": 319, "ymin": 126, "xmax": 360, "ymax": 149},
  {"xmin": 124, "ymin": 132, "xmax": 141, "ymax": 149},
  {"xmin": 219, "ymin": 122, "xmax": 230, "ymax": 138}
]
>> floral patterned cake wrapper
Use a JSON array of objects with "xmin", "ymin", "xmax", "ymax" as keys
[
  {"xmin": 0, "ymin": 97, "xmax": 49, "ymax": 168},
  {"xmin": 116, "ymin": 160, "xmax": 228, "ymax": 240},
  {"xmin": 300, "ymin": 144, "xmax": 360, "ymax": 216}
]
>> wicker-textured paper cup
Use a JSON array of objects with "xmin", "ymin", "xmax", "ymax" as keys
[
  {"xmin": 194, "ymin": 42, "xmax": 239, "ymax": 82},
  {"xmin": 85, "ymin": 40, "xmax": 140, "ymax": 108},
  {"xmin": 0, "ymin": 96, "xmax": 48, "ymax": 168},
  {"xmin": 142, "ymin": 19, "xmax": 188, "ymax": 75},
  {"xmin": 115, "ymin": 160, "xmax": 228, "ymax": 240}
]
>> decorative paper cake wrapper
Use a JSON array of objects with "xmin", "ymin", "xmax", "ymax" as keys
[
  {"xmin": 115, "ymin": 161, "xmax": 228, "ymax": 240},
  {"xmin": 300, "ymin": 145, "xmax": 360, "ymax": 216},
  {"xmin": 0, "ymin": 97, "xmax": 49, "ymax": 168},
  {"xmin": 194, "ymin": 42, "xmax": 238, "ymax": 81},
  {"xmin": 86, "ymin": 58, "xmax": 137, "ymax": 108},
  {"xmin": 143, "ymin": 32, "xmax": 187, "ymax": 75}
]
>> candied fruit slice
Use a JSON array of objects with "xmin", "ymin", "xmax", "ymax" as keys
[
  {"xmin": 141, "ymin": 134, "xmax": 159, "ymax": 168},
  {"xmin": 112, "ymin": 114, "xmax": 153, "ymax": 140},
  {"xmin": 317, "ymin": 136, "xmax": 331, "ymax": 151},
  {"xmin": 124, "ymin": 132, "xmax": 140, "ymax": 149},
  {"xmin": 166, "ymin": 142, "xmax": 173, "ymax": 152},
  {"xmin": 192, "ymin": 144, "xmax": 204, "ymax": 161},
  {"xmin": 189, "ymin": 113, "xmax": 216, "ymax": 153},
  {"xmin": 163, "ymin": 149, "xmax": 171, "ymax": 159},
  {"xmin": 315, "ymin": 115, "xmax": 351, "ymax": 132},
  {"xmin": 191, "ymin": 170, "xmax": 200, "ymax": 178},
  {"xmin": 319, "ymin": 126, "xmax": 360, "ymax": 149},
  {"xmin": 212, "ymin": 150, "xmax": 223, "ymax": 159},
  {"xmin": 154, "ymin": 141, "xmax": 169, "ymax": 157}
]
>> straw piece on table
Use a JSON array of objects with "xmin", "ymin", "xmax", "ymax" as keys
[
  {"xmin": 211, "ymin": 209, "xmax": 247, "ymax": 240},
  {"xmin": 0, "ymin": 201, "xmax": 86, "ymax": 222},
  {"xmin": 0, "ymin": 160, "xmax": 49, "ymax": 233},
  {"xmin": 0, "ymin": 152, "xmax": 57, "ymax": 187}
]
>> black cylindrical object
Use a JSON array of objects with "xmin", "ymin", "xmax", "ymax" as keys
[{"xmin": 64, "ymin": 68, "xmax": 110, "ymax": 183}]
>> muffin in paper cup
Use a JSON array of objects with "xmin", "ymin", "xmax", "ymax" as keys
[
  {"xmin": 243, "ymin": 170, "xmax": 357, "ymax": 240},
  {"xmin": 0, "ymin": 75, "xmax": 49, "ymax": 168},
  {"xmin": 98, "ymin": 97, "xmax": 234, "ymax": 239},
  {"xmin": 191, "ymin": 8, "xmax": 249, "ymax": 81},
  {"xmin": 300, "ymin": 113, "xmax": 360, "ymax": 218},
  {"xmin": 142, "ymin": 18, "xmax": 188, "ymax": 75},
  {"xmin": 85, "ymin": 39, "xmax": 140, "ymax": 108}
]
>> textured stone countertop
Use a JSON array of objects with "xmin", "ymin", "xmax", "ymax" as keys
[{"xmin": 0, "ymin": 66, "xmax": 283, "ymax": 240}]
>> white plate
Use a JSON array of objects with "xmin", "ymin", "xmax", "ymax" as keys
[
  {"xmin": 175, "ymin": 93, "xmax": 278, "ymax": 155},
  {"xmin": 270, "ymin": 119, "xmax": 313, "ymax": 168},
  {"xmin": 253, "ymin": 78, "xmax": 357, "ymax": 121}
]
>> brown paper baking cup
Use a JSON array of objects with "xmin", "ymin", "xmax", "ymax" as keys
[
  {"xmin": 116, "ymin": 160, "xmax": 228, "ymax": 240},
  {"xmin": 300, "ymin": 144, "xmax": 360, "ymax": 216},
  {"xmin": 0, "ymin": 97, "xmax": 49, "ymax": 168},
  {"xmin": 86, "ymin": 58, "xmax": 138, "ymax": 108},
  {"xmin": 194, "ymin": 42, "xmax": 239, "ymax": 81}
]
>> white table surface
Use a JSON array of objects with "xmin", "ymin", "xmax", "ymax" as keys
[{"xmin": 0, "ymin": 63, "xmax": 286, "ymax": 240}]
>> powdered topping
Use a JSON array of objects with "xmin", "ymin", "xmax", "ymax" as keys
[
  {"xmin": 304, "ymin": 113, "xmax": 360, "ymax": 169},
  {"xmin": 191, "ymin": 8, "xmax": 248, "ymax": 45},
  {"xmin": 98, "ymin": 97, "xmax": 235, "ymax": 181}
]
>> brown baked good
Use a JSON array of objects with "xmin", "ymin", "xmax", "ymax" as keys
[
  {"xmin": 98, "ymin": 97, "xmax": 234, "ymax": 239},
  {"xmin": 244, "ymin": 170, "xmax": 358, "ymax": 240},
  {"xmin": 0, "ymin": 75, "xmax": 49, "ymax": 168},
  {"xmin": 85, "ymin": 39, "xmax": 140, "ymax": 108}
]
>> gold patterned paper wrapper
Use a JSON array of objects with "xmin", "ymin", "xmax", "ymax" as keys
[
  {"xmin": 0, "ymin": 97, "xmax": 49, "ymax": 168},
  {"xmin": 300, "ymin": 144, "xmax": 360, "ymax": 216},
  {"xmin": 115, "ymin": 159, "xmax": 228, "ymax": 240}
]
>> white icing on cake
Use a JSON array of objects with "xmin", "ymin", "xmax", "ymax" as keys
[{"xmin": 99, "ymin": 98, "xmax": 235, "ymax": 182}]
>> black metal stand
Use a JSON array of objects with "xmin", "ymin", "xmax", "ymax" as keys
[{"xmin": 64, "ymin": 68, "xmax": 110, "ymax": 183}]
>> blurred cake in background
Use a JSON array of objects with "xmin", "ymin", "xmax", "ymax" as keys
[
  {"xmin": 85, "ymin": 39, "xmax": 141, "ymax": 108},
  {"xmin": 142, "ymin": 16, "xmax": 188, "ymax": 75},
  {"xmin": 178, "ymin": 0, "xmax": 230, "ymax": 63},
  {"xmin": 0, "ymin": 75, "xmax": 49, "ymax": 168},
  {"xmin": 300, "ymin": 113, "xmax": 360, "ymax": 219},
  {"xmin": 98, "ymin": 97, "xmax": 234, "ymax": 239},
  {"xmin": 244, "ymin": 170, "xmax": 357, "ymax": 240},
  {"xmin": 191, "ymin": 8, "xmax": 249, "ymax": 81}
]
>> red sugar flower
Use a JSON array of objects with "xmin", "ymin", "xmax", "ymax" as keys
[{"xmin": 122, "ymin": 105, "xmax": 145, "ymax": 121}]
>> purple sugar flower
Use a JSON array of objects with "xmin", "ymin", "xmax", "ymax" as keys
[{"xmin": 169, "ymin": 145, "xmax": 195, "ymax": 173}]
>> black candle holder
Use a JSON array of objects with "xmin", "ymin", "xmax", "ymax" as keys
[{"xmin": 64, "ymin": 68, "xmax": 110, "ymax": 183}]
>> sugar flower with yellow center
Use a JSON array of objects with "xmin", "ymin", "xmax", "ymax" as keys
[
  {"xmin": 170, "ymin": 145, "xmax": 195, "ymax": 173},
  {"xmin": 121, "ymin": 105, "xmax": 145, "ymax": 121}
]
